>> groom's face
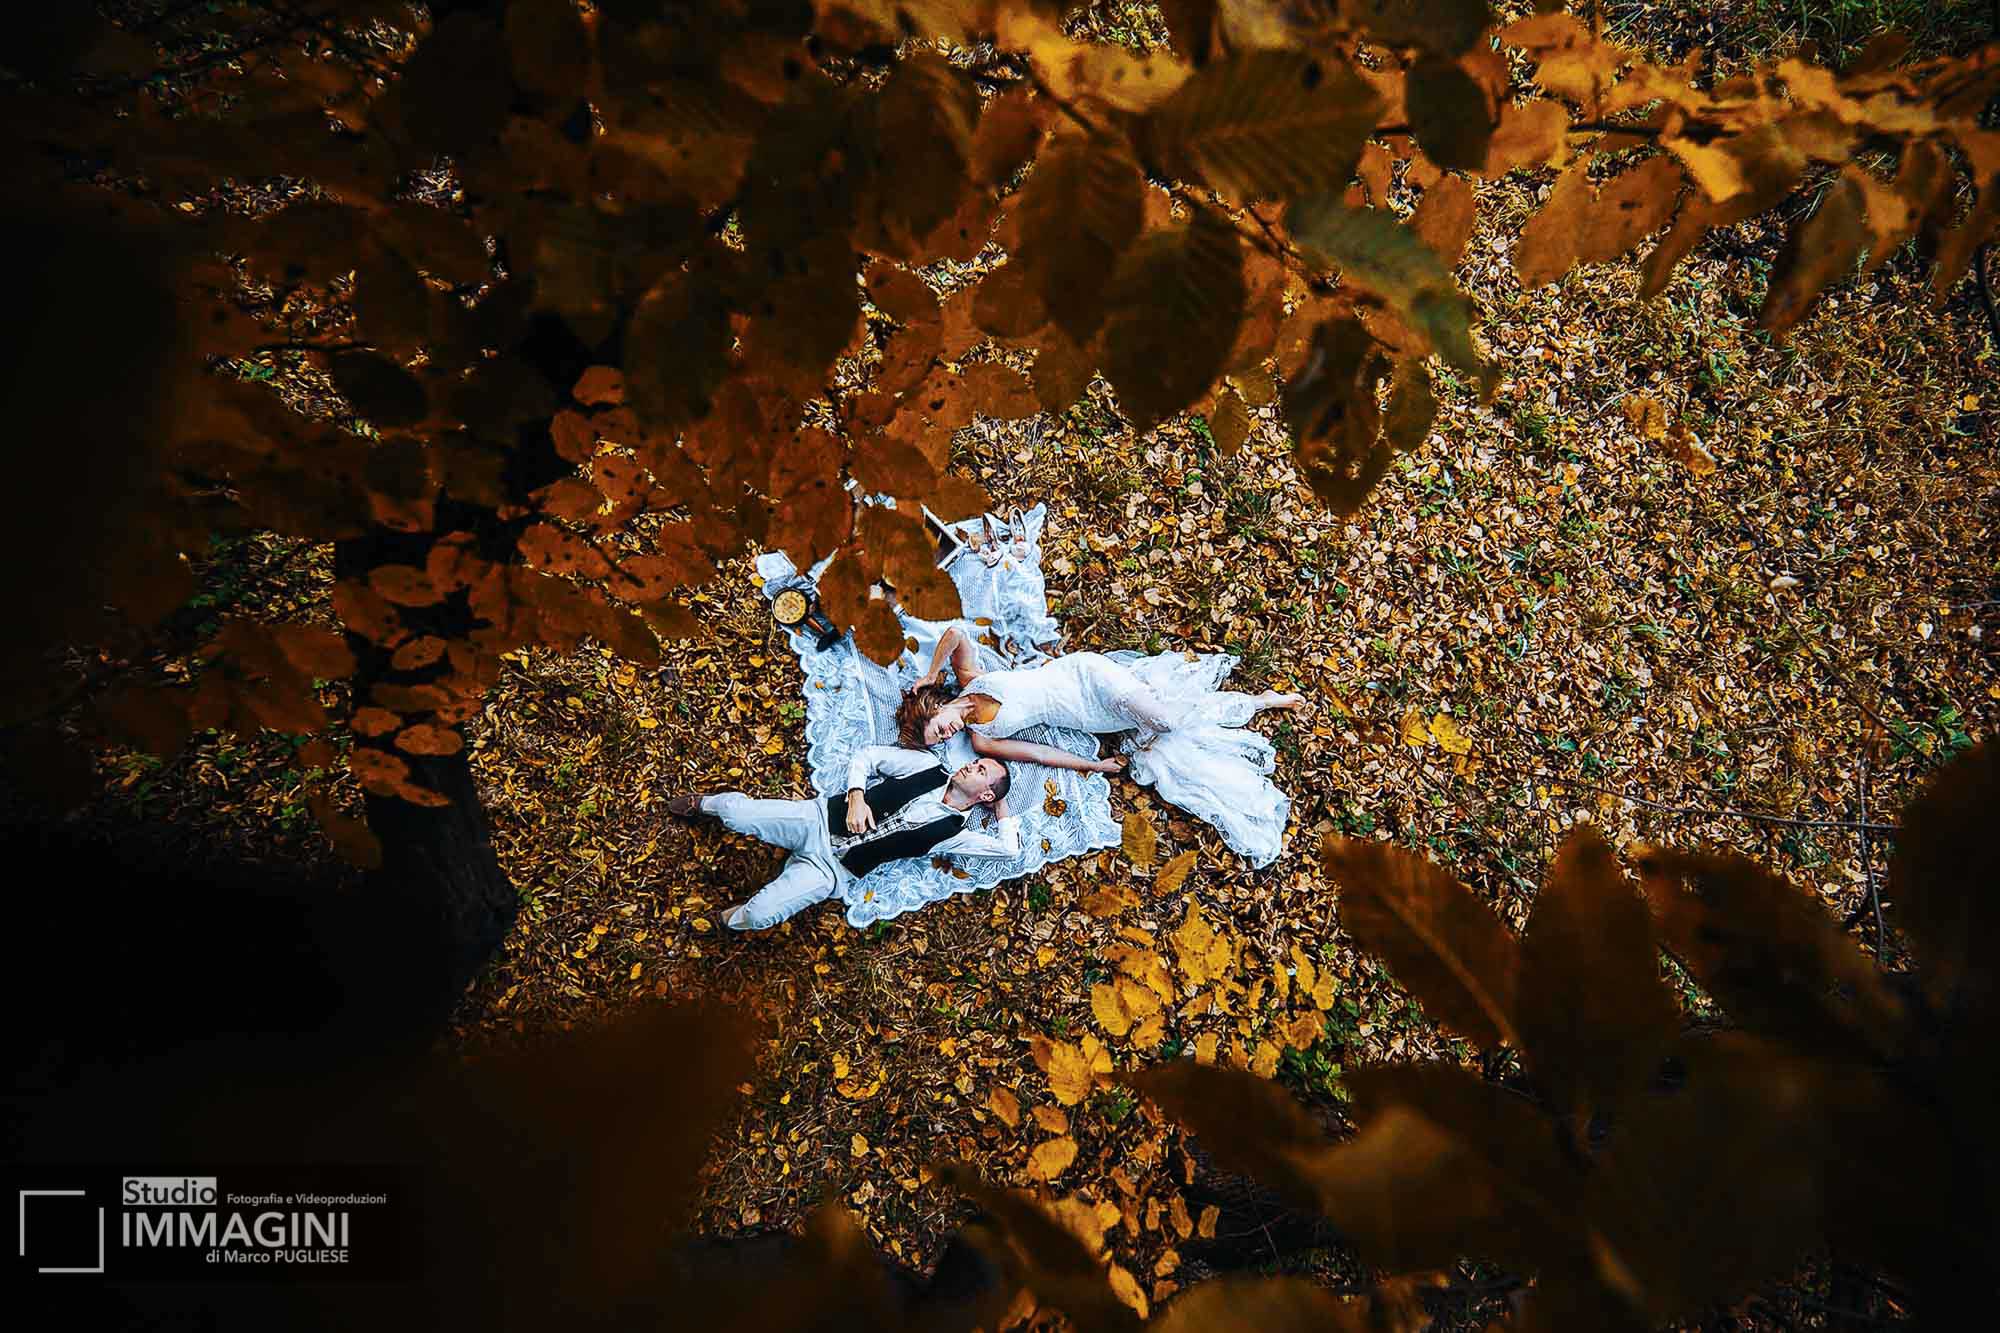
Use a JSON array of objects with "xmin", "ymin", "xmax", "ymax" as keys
[{"xmin": 950, "ymin": 757, "xmax": 1003, "ymax": 804}]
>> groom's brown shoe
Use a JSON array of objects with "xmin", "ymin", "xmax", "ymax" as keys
[{"xmin": 665, "ymin": 793, "xmax": 707, "ymax": 818}]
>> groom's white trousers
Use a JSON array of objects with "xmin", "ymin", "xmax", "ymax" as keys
[{"xmin": 699, "ymin": 793, "xmax": 845, "ymax": 930}]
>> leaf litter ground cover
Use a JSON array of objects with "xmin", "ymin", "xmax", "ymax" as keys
[{"xmin": 30, "ymin": 0, "xmax": 2000, "ymax": 1317}]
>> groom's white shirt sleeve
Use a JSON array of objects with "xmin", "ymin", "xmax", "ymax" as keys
[
  {"xmin": 932, "ymin": 813, "xmax": 1021, "ymax": 860},
  {"xmin": 845, "ymin": 744, "xmax": 936, "ymax": 792},
  {"xmin": 842, "ymin": 745, "xmax": 1020, "ymax": 860}
]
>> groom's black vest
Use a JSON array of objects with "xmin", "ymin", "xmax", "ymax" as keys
[{"xmin": 823, "ymin": 762, "xmax": 966, "ymax": 878}]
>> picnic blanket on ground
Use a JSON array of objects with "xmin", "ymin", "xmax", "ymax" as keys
[{"xmin": 753, "ymin": 502, "xmax": 1120, "ymax": 927}]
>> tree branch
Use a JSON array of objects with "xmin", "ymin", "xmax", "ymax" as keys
[
  {"xmin": 1973, "ymin": 242, "xmax": 2000, "ymax": 352},
  {"xmin": 1468, "ymin": 754, "xmax": 1901, "ymax": 836}
]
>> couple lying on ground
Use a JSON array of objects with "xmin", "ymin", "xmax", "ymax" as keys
[{"xmin": 669, "ymin": 623, "xmax": 1309, "ymax": 931}]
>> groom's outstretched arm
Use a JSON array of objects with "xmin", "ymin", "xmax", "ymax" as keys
[
  {"xmin": 844, "ymin": 744, "xmax": 940, "ymax": 792},
  {"xmin": 933, "ymin": 807, "xmax": 1021, "ymax": 861}
]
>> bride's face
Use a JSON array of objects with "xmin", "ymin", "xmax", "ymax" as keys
[{"xmin": 924, "ymin": 702, "xmax": 964, "ymax": 745}]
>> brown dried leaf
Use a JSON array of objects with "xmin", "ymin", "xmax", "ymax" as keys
[
  {"xmin": 1143, "ymin": 50, "xmax": 1382, "ymax": 201},
  {"xmin": 1156, "ymin": 850, "xmax": 1197, "ymax": 896},
  {"xmin": 1098, "ymin": 205, "xmax": 1246, "ymax": 433},
  {"xmin": 1409, "ymin": 172, "xmax": 1477, "ymax": 268},
  {"xmin": 1516, "ymin": 155, "xmax": 1685, "ymax": 290},
  {"xmin": 1083, "ymin": 884, "xmax": 1142, "ymax": 917},
  {"xmin": 1636, "ymin": 845, "xmax": 1908, "ymax": 1062},
  {"xmin": 1406, "ymin": 56, "xmax": 1495, "ymax": 174},
  {"xmin": 1519, "ymin": 825, "xmax": 1678, "ymax": 1127},
  {"xmin": 1012, "ymin": 133, "xmax": 1147, "ymax": 345},
  {"xmin": 1886, "ymin": 742, "xmax": 1998, "ymax": 1010},
  {"xmin": 963, "ymin": 362, "xmax": 1039, "ymax": 420},
  {"xmin": 1092, "ymin": 984, "xmax": 1133, "ymax": 1038},
  {"xmin": 1758, "ymin": 166, "xmax": 1869, "ymax": 341},
  {"xmin": 1323, "ymin": 832, "xmax": 1521, "ymax": 1048},
  {"xmin": 1209, "ymin": 388, "xmax": 1252, "ymax": 455},
  {"xmin": 1480, "ymin": 100, "xmax": 1569, "ymax": 177}
]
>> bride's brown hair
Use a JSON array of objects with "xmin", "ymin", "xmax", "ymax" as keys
[{"xmin": 896, "ymin": 681, "xmax": 958, "ymax": 749}]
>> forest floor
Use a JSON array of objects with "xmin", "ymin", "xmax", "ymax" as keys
[{"xmin": 49, "ymin": 0, "xmax": 2000, "ymax": 1322}]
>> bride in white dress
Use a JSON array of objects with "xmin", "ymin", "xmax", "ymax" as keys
[{"xmin": 897, "ymin": 627, "xmax": 1308, "ymax": 868}]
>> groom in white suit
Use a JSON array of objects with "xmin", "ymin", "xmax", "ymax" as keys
[{"xmin": 667, "ymin": 745, "xmax": 1019, "ymax": 929}]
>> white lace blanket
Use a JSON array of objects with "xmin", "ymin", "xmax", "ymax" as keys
[{"xmin": 753, "ymin": 503, "xmax": 1121, "ymax": 927}]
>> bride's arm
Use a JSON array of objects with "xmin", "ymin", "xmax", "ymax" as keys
[
  {"xmin": 969, "ymin": 731, "xmax": 1124, "ymax": 774},
  {"xmin": 916, "ymin": 626, "xmax": 985, "ymax": 688}
]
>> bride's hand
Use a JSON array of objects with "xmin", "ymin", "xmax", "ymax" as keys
[{"xmin": 1093, "ymin": 756, "xmax": 1129, "ymax": 774}]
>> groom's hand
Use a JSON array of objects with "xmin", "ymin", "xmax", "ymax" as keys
[{"xmin": 845, "ymin": 792, "xmax": 876, "ymax": 834}]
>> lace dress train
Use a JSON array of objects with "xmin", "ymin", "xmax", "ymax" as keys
[{"xmin": 964, "ymin": 650, "xmax": 1292, "ymax": 869}]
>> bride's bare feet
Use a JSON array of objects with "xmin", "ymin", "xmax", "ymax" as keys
[{"xmin": 1262, "ymin": 691, "xmax": 1311, "ymax": 714}]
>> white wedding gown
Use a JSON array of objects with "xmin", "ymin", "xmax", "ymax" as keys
[{"xmin": 962, "ymin": 650, "xmax": 1292, "ymax": 869}]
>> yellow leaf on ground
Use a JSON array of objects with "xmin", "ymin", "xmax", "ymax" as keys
[
  {"xmin": 1290, "ymin": 944, "xmax": 1318, "ymax": 996},
  {"xmin": 1284, "ymin": 1009, "xmax": 1326, "ymax": 1048},
  {"xmin": 1106, "ymin": 943, "xmax": 1176, "ymax": 1002},
  {"xmin": 1031, "ymin": 1035, "xmax": 1097, "ymax": 1105},
  {"xmin": 1029, "ymin": 1135, "xmax": 1078, "ymax": 1181},
  {"xmin": 1430, "ymin": 712, "xmax": 1472, "ymax": 756},
  {"xmin": 1197, "ymin": 1204, "xmax": 1219, "ymax": 1238},
  {"xmin": 1081, "ymin": 1033, "xmax": 1114, "ymax": 1074},
  {"xmin": 1622, "ymin": 393, "xmax": 1668, "ymax": 440},
  {"xmin": 1251, "ymin": 1039, "xmax": 1282, "ymax": 1078},
  {"xmin": 1082, "ymin": 884, "xmax": 1141, "ymax": 917},
  {"xmin": 1400, "ymin": 706, "xmax": 1432, "ymax": 748},
  {"xmin": 1123, "ymin": 812, "xmax": 1157, "ymax": 867},
  {"xmin": 1131, "ymin": 1014, "xmax": 1166, "ymax": 1049},
  {"xmin": 1311, "ymin": 971, "xmax": 1337, "ymax": 1011},
  {"xmin": 1155, "ymin": 849, "xmax": 1197, "ymax": 896},
  {"xmin": 1116, "ymin": 977, "xmax": 1162, "ymax": 1018},
  {"xmin": 1093, "ymin": 983, "xmax": 1133, "ymax": 1037},
  {"xmin": 850, "ymin": 1134, "xmax": 869, "ymax": 1157},
  {"xmin": 989, "ymin": 1084, "xmax": 1022, "ymax": 1128},
  {"xmin": 1170, "ymin": 1195, "xmax": 1193, "ymax": 1240},
  {"xmin": 832, "ymin": 1053, "xmax": 851, "ymax": 1081},
  {"xmin": 1194, "ymin": 1032, "xmax": 1219, "ymax": 1064},
  {"xmin": 1048, "ymin": 1196, "xmax": 1109, "ymax": 1253},
  {"xmin": 1172, "ymin": 900, "xmax": 1218, "ymax": 985},
  {"xmin": 1032, "ymin": 1104, "xmax": 1071, "ymax": 1134},
  {"xmin": 1107, "ymin": 1264, "xmax": 1150, "ymax": 1319}
]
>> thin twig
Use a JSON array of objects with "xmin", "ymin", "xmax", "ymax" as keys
[
  {"xmin": 1858, "ymin": 752, "xmax": 1886, "ymax": 964},
  {"xmin": 91, "ymin": 13, "xmax": 313, "ymax": 97},
  {"xmin": 1019, "ymin": 66, "xmax": 1107, "ymax": 141},
  {"xmin": 1467, "ymin": 754, "xmax": 1900, "ymax": 835},
  {"xmin": 252, "ymin": 340, "xmax": 369, "ymax": 355}
]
